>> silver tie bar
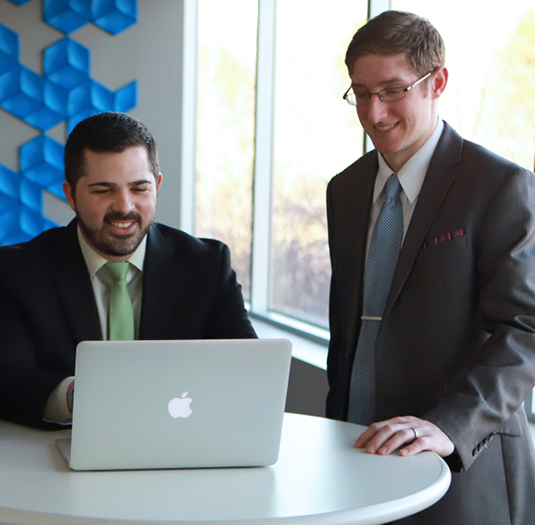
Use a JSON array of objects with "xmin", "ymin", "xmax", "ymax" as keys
[{"xmin": 361, "ymin": 316, "xmax": 382, "ymax": 321}]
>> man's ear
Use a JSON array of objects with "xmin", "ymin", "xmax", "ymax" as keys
[
  {"xmin": 156, "ymin": 172, "xmax": 163, "ymax": 194},
  {"xmin": 63, "ymin": 181, "xmax": 76, "ymax": 211},
  {"xmin": 431, "ymin": 66, "xmax": 448, "ymax": 99}
]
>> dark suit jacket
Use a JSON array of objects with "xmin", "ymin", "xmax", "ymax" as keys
[
  {"xmin": 0, "ymin": 221, "xmax": 256, "ymax": 428},
  {"xmin": 326, "ymin": 122, "xmax": 535, "ymax": 524}
]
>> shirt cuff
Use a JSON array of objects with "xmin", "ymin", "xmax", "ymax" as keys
[{"xmin": 43, "ymin": 376, "xmax": 75, "ymax": 423}]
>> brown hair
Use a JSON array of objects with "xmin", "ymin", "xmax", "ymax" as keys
[
  {"xmin": 345, "ymin": 11, "xmax": 445, "ymax": 77},
  {"xmin": 64, "ymin": 112, "xmax": 159, "ymax": 190}
]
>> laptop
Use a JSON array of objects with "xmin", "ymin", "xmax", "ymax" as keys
[{"xmin": 56, "ymin": 338, "xmax": 292, "ymax": 471}]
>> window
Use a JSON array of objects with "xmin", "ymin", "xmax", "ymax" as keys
[
  {"xmin": 195, "ymin": 0, "xmax": 258, "ymax": 301},
  {"xmin": 195, "ymin": 0, "xmax": 368, "ymax": 334},
  {"xmin": 390, "ymin": 0, "xmax": 535, "ymax": 171},
  {"xmin": 268, "ymin": 1, "xmax": 368, "ymax": 329}
]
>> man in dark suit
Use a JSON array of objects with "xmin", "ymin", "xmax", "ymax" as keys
[
  {"xmin": 0, "ymin": 112, "xmax": 256, "ymax": 429},
  {"xmin": 327, "ymin": 11, "xmax": 535, "ymax": 524}
]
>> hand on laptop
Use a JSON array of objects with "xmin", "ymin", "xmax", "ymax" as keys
[{"xmin": 354, "ymin": 416, "xmax": 454, "ymax": 458}]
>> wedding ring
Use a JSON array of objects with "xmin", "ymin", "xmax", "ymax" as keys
[{"xmin": 412, "ymin": 428, "xmax": 418, "ymax": 440}]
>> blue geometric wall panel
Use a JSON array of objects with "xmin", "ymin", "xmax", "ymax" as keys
[
  {"xmin": 0, "ymin": 1, "xmax": 138, "ymax": 245},
  {"xmin": 92, "ymin": 0, "xmax": 137, "ymax": 35},
  {"xmin": 44, "ymin": 38, "xmax": 90, "ymax": 89},
  {"xmin": 44, "ymin": 0, "xmax": 137, "ymax": 35},
  {"xmin": 44, "ymin": 0, "xmax": 93, "ymax": 34}
]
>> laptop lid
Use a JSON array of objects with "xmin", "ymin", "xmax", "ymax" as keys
[{"xmin": 62, "ymin": 338, "xmax": 292, "ymax": 471}]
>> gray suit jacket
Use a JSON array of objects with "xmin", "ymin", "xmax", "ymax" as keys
[{"xmin": 326, "ymin": 122, "xmax": 535, "ymax": 524}]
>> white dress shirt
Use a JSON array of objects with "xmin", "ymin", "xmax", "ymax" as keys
[{"xmin": 365, "ymin": 119, "xmax": 444, "ymax": 260}]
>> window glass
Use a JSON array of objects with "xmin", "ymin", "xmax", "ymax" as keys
[
  {"xmin": 390, "ymin": 0, "xmax": 535, "ymax": 171},
  {"xmin": 195, "ymin": 0, "xmax": 258, "ymax": 300},
  {"xmin": 269, "ymin": 1, "xmax": 368, "ymax": 328}
]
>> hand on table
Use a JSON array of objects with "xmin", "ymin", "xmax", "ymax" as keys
[{"xmin": 354, "ymin": 416, "xmax": 454, "ymax": 458}]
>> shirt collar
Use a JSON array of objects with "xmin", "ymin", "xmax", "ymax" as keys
[
  {"xmin": 77, "ymin": 225, "xmax": 147, "ymax": 278},
  {"xmin": 375, "ymin": 118, "xmax": 444, "ymax": 204}
]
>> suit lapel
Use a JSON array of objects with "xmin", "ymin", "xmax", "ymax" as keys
[
  {"xmin": 51, "ymin": 222, "xmax": 102, "ymax": 341},
  {"xmin": 384, "ymin": 122, "xmax": 463, "ymax": 315},
  {"xmin": 139, "ymin": 225, "xmax": 182, "ymax": 339}
]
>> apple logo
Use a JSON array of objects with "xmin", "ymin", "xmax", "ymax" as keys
[{"xmin": 168, "ymin": 391, "xmax": 193, "ymax": 419}]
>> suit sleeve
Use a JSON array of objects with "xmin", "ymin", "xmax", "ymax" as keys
[
  {"xmin": 0, "ymin": 254, "xmax": 70, "ymax": 428},
  {"xmin": 425, "ymin": 167, "xmax": 535, "ymax": 471},
  {"xmin": 203, "ymin": 243, "xmax": 257, "ymax": 339}
]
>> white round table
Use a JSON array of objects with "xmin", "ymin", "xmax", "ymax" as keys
[{"xmin": 0, "ymin": 413, "xmax": 450, "ymax": 524}]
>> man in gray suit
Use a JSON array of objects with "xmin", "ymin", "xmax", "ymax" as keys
[{"xmin": 326, "ymin": 11, "xmax": 535, "ymax": 524}]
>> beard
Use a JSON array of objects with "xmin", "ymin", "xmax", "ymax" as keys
[{"xmin": 77, "ymin": 210, "xmax": 153, "ymax": 258}]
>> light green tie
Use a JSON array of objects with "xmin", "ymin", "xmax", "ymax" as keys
[{"xmin": 106, "ymin": 261, "xmax": 135, "ymax": 341}]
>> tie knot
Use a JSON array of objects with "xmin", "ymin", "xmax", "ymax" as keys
[
  {"xmin": 106, "ymin": 261, "xmax": 130, "ymax": 282},
  {"xmin": 384, "ymin": 173, "xmax": 401, "ymax": 201}
]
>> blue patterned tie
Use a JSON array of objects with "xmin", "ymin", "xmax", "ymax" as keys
[{"xmin": 348, "ymin": 173, "xmax": 403, "ymax": 425}]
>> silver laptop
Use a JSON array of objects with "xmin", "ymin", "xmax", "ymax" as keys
[{"xmin": 56, "ymin": 338, "xmax": 292, "ymax": 471}]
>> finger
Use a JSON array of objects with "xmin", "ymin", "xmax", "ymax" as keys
[
  {"xmin": 354, "ymin": 419, "xmax": 395, "ymax": 448},
  {"xmin": 363, "ymin": 421, "xmax": 413, "ymax": 453},
  {"xmin": 375, "ymin": 427, "xmax": 419, "ymax": 455},
  {"xmin": 354, "ymin": 425, "xmax": 382, "ymax": 448},
  {"xmin": 399, "ymin": 436, "xmax": 427, "ymax": 457}
]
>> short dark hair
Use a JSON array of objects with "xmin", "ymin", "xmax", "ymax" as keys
[
  {"xmin": 345, "ymin": 11, "xmax": 445, "ymax": 77},
  {"xmin": 64, "ymin": 112, "xmax": 159, "ymax": 189}
]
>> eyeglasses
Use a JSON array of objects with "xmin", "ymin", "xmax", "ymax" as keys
[{"xmin": 343, "ymin": 68, "xmax": 438, "ymax": 107}]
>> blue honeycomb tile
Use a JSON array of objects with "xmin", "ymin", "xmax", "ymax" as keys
[
  {"xmin": 0, "ymin": 69, "xmax": 18, "ymax": 103},
  {"xmin": 91, "ymin": 80, "xmax": 114, "ymax": 111},
  {"xmin": 65, "ymin": 80, "xmax": 136, "ymax": 134},
  {"xmin": 20, "ymin": 135, "xmax": 64, "ymax": 188},
  {"xmin": 20, "ymin": 207, "xmax": 58, "ymax": 238},
  {"xmin": 47, "ymin": 180, "xmax": 66, "ymax": 200},
  {"xmin": 43, "ymin": 78, "xmax": 69, "ymax": 116},
  {"xmin": 0, "ymin": 165, "xmax": 20, "ymax": 199},
  {"xmin": 44, "ymin": 38, "xmax": 90, "ymax": 89},
  {"xmin": 0, "ymin": 206, "xmax": 27, "ymax": 246},
  {"xmin": 114, "ymin": 80, "xmax": 136, "ymax": 111},
  {"xmin": 0, "ymin": 50, "xmax": 19, "ymax": 75},
  {"xmin": 25, "ymin": 105, "xmax": 65, "ymax": 130},
  {"xmin": 93, "ymin": 0, "xmax": 137, "ymax": 35},
  {"xmin": 20, "ymin": 177, "xmax": 44, "ymax": 212},
  {"xmin": 0, "ymin": 192, "xmax": 19, "ymax": 215},
  {"xmin": 0, "ymin": 22, "xmax": 19, "ymax": 58},
  {"xmin": 0, "ymin": 230, "xmax": 32, "ymax": 246},
  {"xmin": 66, "ymin": 81, "xmax": 91, "ymax": 115},
  {"xmin": 44, "ymin": 0, "xmax": 92, "ymax": 34},
  {"xmin": 6, "ymin": 0, "xmax": 35, "ymax": 6},
  {"xmin": 0, "ymin": 66, "xmax": 44, "ymax": 119},
  {"xmin": 24, "ymin": 79, "xmax": 69, "ymax": 130},
  {"xmin": 67, "ymin": 106, "xmax": 99, "ymax": 134}
]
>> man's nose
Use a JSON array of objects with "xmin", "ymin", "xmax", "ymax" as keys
[
  {"xmin": 366, "ymin": 93, "xmax": 388, "ymax": 122},
  {"xmin": 111, "ymin": 189, "xmax": 135, "ymax": 213}
]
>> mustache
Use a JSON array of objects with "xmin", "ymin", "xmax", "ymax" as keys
[{"xmin": 104, "ymin": 211, "xmax": 142, "ymax": 223}]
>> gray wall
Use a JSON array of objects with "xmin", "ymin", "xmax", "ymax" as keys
[{"xmin": 286, "ymin": 358, "xmax": 328, "ymax": 417}]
